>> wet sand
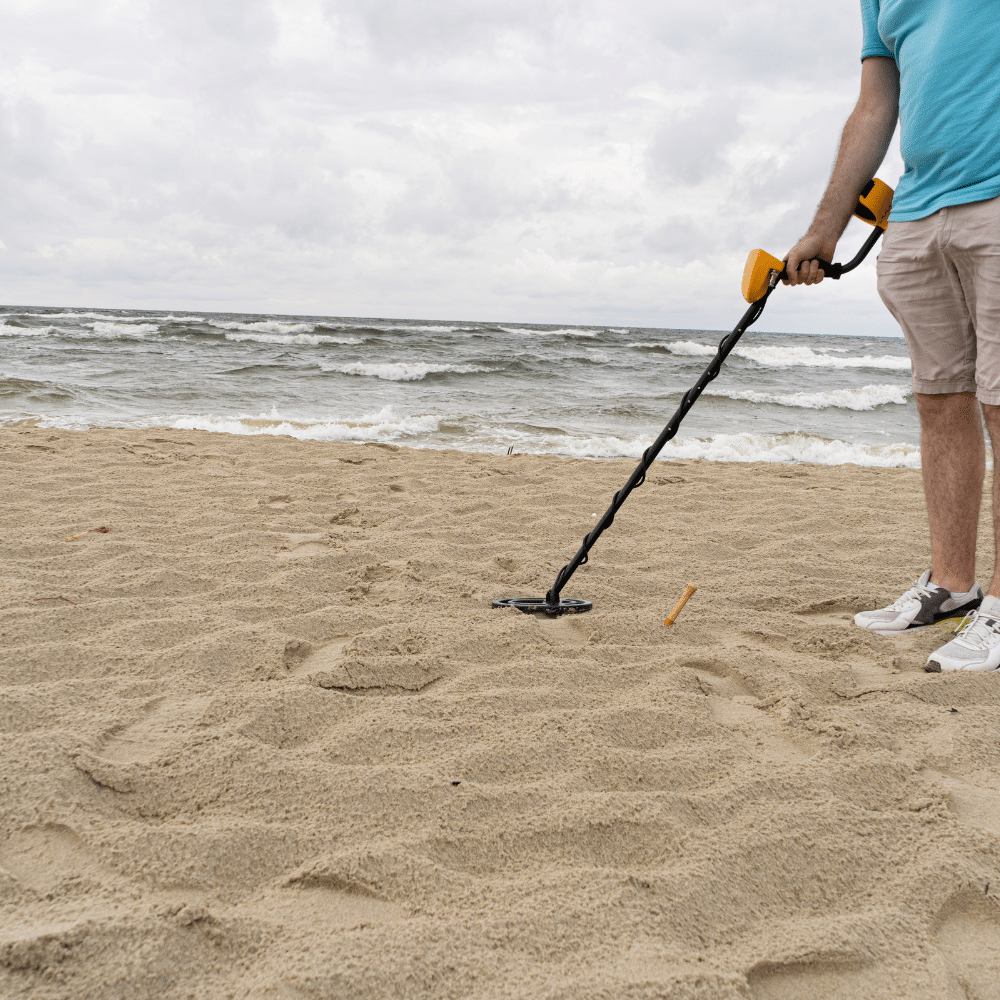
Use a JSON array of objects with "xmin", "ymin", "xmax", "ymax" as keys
[{"xmin": 2, "ymin": 425, "xmax": 1000, "ymax": 999}]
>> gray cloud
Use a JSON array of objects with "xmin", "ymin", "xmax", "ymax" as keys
[
  {"xmin": 647, "ymin": 95, "xmax": 740, "ymax": 187},
  {"xmin": 0, "ymin": 1, "xmax": 900, "ymax": 333}
]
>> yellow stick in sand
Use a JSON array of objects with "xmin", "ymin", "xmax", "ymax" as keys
[
  {"xmin": 65, "ymin": 526, "xmax": 110, "ymax": 541},
  {"xmin": 663, "ymin": 584, "xmax": 697, "ymax": 627}
]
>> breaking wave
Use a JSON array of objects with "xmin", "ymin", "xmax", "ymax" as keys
[
  {"xmin": 322, "ymin": 361, "xmax": 491, "ymax": 381},
  {"xmin": 634, "ymin": 339, "xmax": 911, "ymax": 370},
  {"xmin": 708, "ymin": 383, "xmax": 910, "ymax": 411}
]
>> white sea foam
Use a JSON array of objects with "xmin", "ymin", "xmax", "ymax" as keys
[
  {"xmin": 708, "ymin": 383, "xmax": 911, "ymax": 411},
  {"xmin": 736, "ymin": 344, "xmax": 911, "ymax": 370},
  {"xmin": 323, "ymin": 361, "xmax": 489, "ymax": 381},
  {"xmin": 1, "ymin": 320, "xmax": 159, "ymax": 340},
  {"xmin": 170, "ymin": 406, "xmax": 440, "ymax": 443},
  {"xmin": 372, "ymin": 324, "xmax": 477, "ymax": 334},
  {"xmin": 632, "ymin": 339, "xmax": 717, "ymax": 356},
  {"xmin": 209, "ymin": 319, "xmax": 317, "ymax": 335},
  {"xmin": 633, "ymin": 339, "xmax": 911, "ymax": 370},
  {"xmin": 496, "ymin": 429, "xmax": 920, "ymax": 467},
  {"xmin": 0, "ymin": 323, "xmax": 58, "ymax": 337},
  {"xmin": 10, "ymin": 311, "xmax": 128, "ymax": 321},
  {"xmin": 224, "ymin": 331, "xmax": 363, "ymax": 346},
  {"xmin": 661, "ymin": 432, "xmax": 920, "ymax": 467},
  {"xmin": 17, "ymin": 408, "xmax": 923, "ymax": 468},
  {"xmin": 90, "ymin": 322, "xmax": 160, "ymax": 339}
]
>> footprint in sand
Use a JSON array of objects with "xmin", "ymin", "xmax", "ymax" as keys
[
  {"xmin": 747, "ymin": 959, "xmax": 894, "ymax": 999},
  {"xmin": 934, "ymin": 891, "xmax": 1000, "ymax": 999},
  {"xmin": 100, "ymin": 694, "xmax": 215, "ymax": 765},
  {"xmin": 0, "ymin": 824, "xmax": 102, "ymax": 894},
  {"xmin": 276, "ymin": 532, "xmax": 333, "ymax": 560},
  {"xmin": 792, "ymin": 596, "xmax": 868, "ymax": 630},
  {"xmin": 241, "ymin": 879, "xmax": 407, "ymax": 931},
  {"xmin": 925, "ymin": 769, "xmax": 1000, "ymax": 837},
  {"xmin": 687, "ymin": 659, "xmax": 812, "ymax": 764},
  {"xmin": 329, "ymin": 506, "xmax": 360, "ymax": 525},
  {"xmin": 300, "ymin": 631, "xmax": 443, "ymax": 693},
  {"xmin": 534, "ymin": 616, "xmax": 590, "ymax": 649},
  {"xmin": 260, "ymin": 494, "xmax": 293, "ymax": 509},
  {"xmin": 848, "ymin": 660, "xmax": 894, "ymax": 689}
]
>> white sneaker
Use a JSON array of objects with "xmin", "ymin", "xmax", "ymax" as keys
[
  {"xmin": 854, "ymin": 570, "xmax": 982, "ymax": 636},
  {"xmin": 926, "ymin": 595, "xmax": 1000, "ymax": 672}
]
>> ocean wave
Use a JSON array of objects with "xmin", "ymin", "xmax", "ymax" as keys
[
  {"xmin": 171, "ymin": 406, "xmax": 439, "ymax": 443},
  {"xmin": 497, "ymin": 429, "xmax": 919, "ymax": 466},
  {"xmin": 631, "ymin": 340, "xmax": 717, "ymax": 356},
  {"xmin": 632, "ymin": 339, "xmax": 911, "ymax": 370},
  {"xmin": 661, "ymin": 432, "xmax": 920, "ymax": 467},
  {"xmin": 707, "ymin": 383, "xmax": 911, "ymax": 411},
  {"xmin": 224, "ymin": 331, "xmax": 363, "ymax": 346},
  {"xmin": 11, "ymin": 410, "xmax": 923, "ymax": 467},
  {"xmin": 1, "ymin": 320, "xmax": 160, "ymax": 340},
  {"xmin": 501, "ymin": 327, "xmax": 598, "ymax": 338},
  {"xmin": 0, "ymin": 323, "xmax": 58, "ymax": 337},
  {"xmin": 89, "ymin": 322, "xmax": 160, "ymax": 339},
  {"xmin": 736, "ymin": 344, "xmax": 911, "ymax": 370},
  {"xmin": 372, "ymin": 324, "xmax": 478, "ymax": 334},
  {"xmin": 7, "ymin": 310, "xmax": 129, "ymax": 321},
  {"xmin": 322, "ymin": 361, "xmax": 490, "ymax": 381},
  {"xmin": 208, "ymin": 319, "xmax": 317, "ymax": 335}
]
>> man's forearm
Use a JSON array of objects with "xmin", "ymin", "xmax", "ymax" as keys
[
  {"xmin": 810, "ymin": 95, "xmax": 898, "ymax": 242},
  {"xmin": 785, "ymin": 57, "xmax": 899, "ymax": 285}
]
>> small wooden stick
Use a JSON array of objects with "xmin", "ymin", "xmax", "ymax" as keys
[
  {"xmin": 65, "ymin": 526, "xmax": 110, "ymax": 541},
  {"xmin": 664, "ymin": 584, "xmax": 697, "ymax": 626},
  {"xmin": 34, "ymin": 596, "xmax": 78, "ymax": 606}
]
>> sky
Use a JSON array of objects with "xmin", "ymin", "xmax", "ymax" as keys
[{"xmin": 0, "ymin": 1, "xmax": 905, "ymax": 334}]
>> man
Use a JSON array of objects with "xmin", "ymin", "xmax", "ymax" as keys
[{"xmin": 784, "ymin": 1, "xmax": 1000, "ymax": 672}]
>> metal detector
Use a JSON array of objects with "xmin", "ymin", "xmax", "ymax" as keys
[{"xmin": 494, "ymin": 178, "xmax": 895, "ymax": 617}]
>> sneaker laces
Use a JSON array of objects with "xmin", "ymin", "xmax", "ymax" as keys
[
  {"xmin": 951, "ymin": 609, "xmax": 1000, "ymax": 649},
  {"xmin": 888, "ymin": 580, "xmax": 937, "ymax": 612}
]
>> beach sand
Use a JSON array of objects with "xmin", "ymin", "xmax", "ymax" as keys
[{"xmin": 3, "ymin": 425, "xmax": 1000, "ymax": 999}]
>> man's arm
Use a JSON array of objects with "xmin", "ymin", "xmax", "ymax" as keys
[{"xmin": 784, "ymin": 56, "xmax": 899, "ymax": 286}]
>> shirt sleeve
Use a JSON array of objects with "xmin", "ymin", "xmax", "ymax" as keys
[{"xmin": 860, "ymin": 0, "xmax": 893, "ymax": 60}]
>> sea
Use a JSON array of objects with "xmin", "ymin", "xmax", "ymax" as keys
[{"xmin": 0, "ymin": 306, "xmax": 920, "ymax": 467}]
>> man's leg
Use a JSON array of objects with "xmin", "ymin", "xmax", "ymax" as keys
[
  {"xmin": 857, "ymin": 208, "xmax": 986, "ymax": 638},
  {"xmin": 982, "ymin": 404, "xmax": 1000, "ymax": 597},
  {"xmin": 917, "ymin": 391, "xmax": 984, "ymax": 594}
]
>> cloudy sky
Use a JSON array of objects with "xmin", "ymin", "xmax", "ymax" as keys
[{"xmin": 1, "ymin": 1, "xmax": 903, "ymax": 334}]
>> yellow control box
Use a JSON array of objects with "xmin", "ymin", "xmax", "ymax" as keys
[
  {"xmin": 741, "ymin": 249, "xmax": 785, "ymax": 304},
  {"xmin": 854, "ymin": 177, "xmax": 893, "ymax": 229}
]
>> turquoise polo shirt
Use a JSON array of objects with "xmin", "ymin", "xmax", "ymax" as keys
[{"xmin": 860, "ymin": 0, "xmax": 1000, "ymax": 221}]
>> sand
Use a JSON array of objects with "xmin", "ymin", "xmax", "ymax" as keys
[{"xmin": 2, "ymin": 424, "xmax": 1000, "ymax": 999}]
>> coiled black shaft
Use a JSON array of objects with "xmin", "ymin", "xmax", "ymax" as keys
[
  {"xmin": 543, "ymin": 225, "xmax": 885, "ymax": 608},
  {"xmin": 544, "ymin": 287, "xmax": 774, "ymax": 606}
]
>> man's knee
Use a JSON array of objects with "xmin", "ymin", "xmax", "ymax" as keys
[{"xmin": 915, "ymin": 391, "xmax": 978, "ymax": 421}]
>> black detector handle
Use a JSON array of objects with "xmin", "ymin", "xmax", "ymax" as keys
[
  {"xmin": 780, "ymin": 257, "xmax": 841, "ymax": 280},
  {"xmin": 779, "ymin": 225, "xmax": 883, "ymax": 283}
]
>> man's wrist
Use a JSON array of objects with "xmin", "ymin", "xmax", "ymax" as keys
[{"xmin": 805, "ymin": 221, "xmax": 846, "ymax": 246}]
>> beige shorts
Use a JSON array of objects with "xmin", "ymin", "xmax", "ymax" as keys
[{"xmin": 876, "ymin": 195, "xmax": 1000, "ymax": 404}]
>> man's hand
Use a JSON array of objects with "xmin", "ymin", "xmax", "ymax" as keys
[{"xmin": 783, "ymin": 233, "xmax": 839, "ymax": 286}]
